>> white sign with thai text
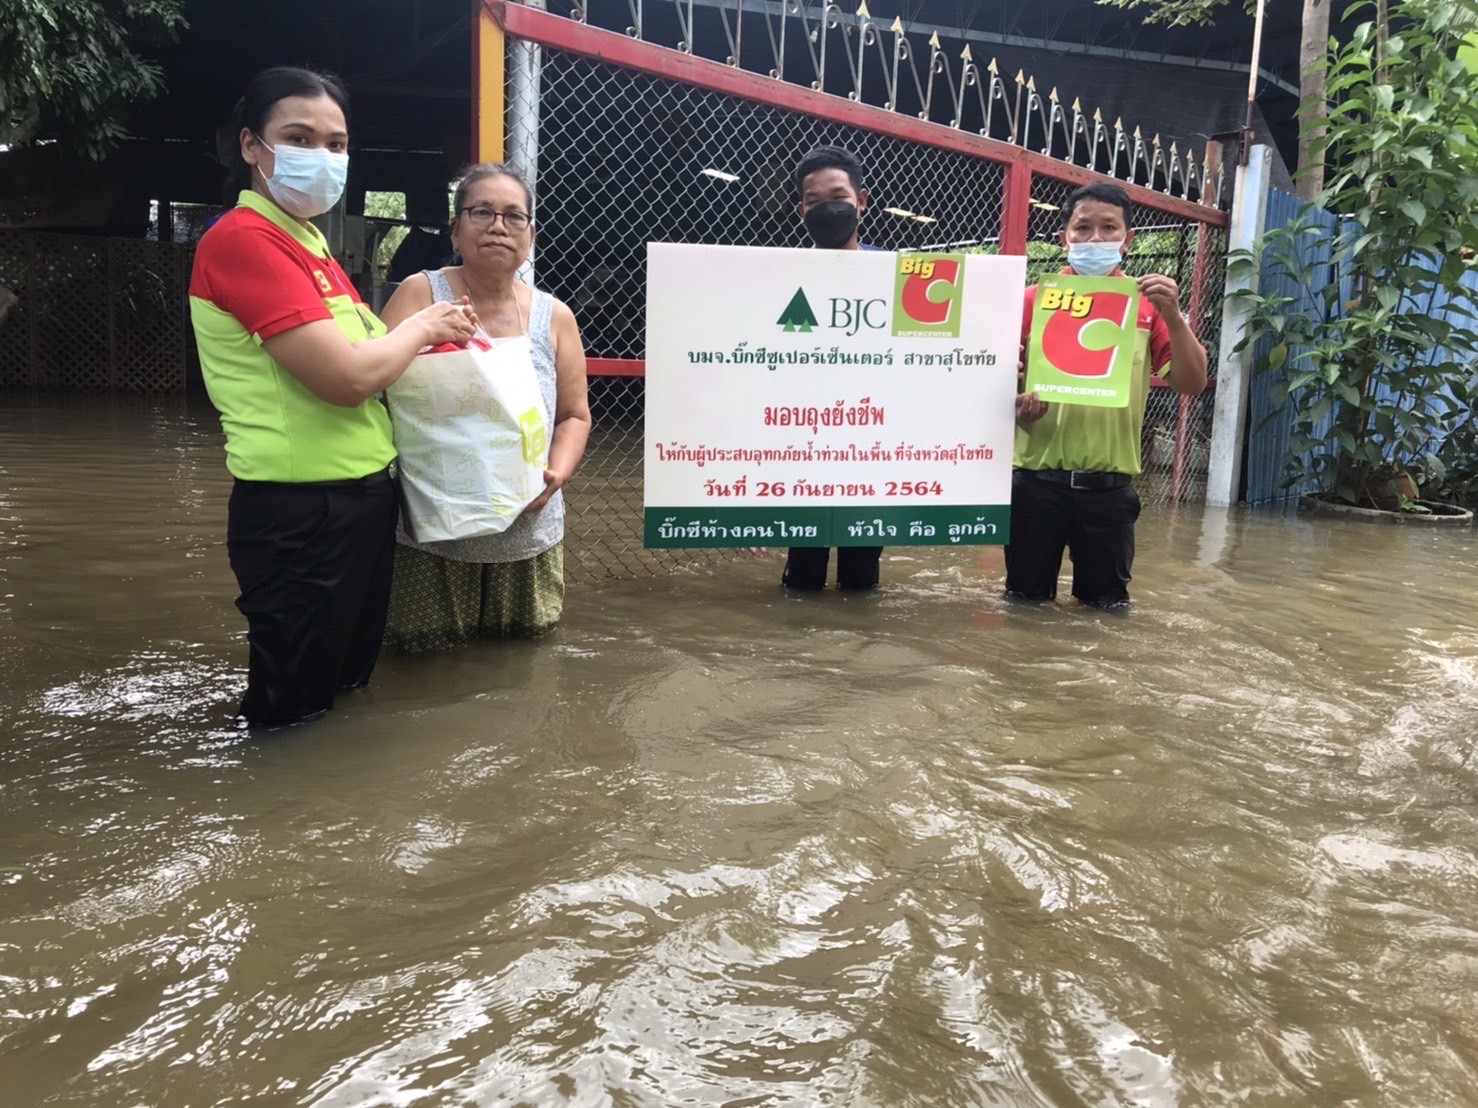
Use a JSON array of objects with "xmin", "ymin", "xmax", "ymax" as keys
[{"xmin": 644, "ymin": 243, "xmax": 1024, "ymax": 547}]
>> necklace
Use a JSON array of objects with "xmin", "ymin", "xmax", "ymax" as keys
[{"xmin": 458, "ymin": 272, "xmax": 527, "ymax": 338}]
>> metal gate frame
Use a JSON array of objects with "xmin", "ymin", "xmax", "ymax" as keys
[{"xmin": 477, "ymin": 1, "xmax": 1228, "ymax": 505}]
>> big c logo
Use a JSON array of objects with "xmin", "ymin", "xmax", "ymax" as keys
[
  {"xmin": 892, "ymin": 253, "xmax": 966, "ymax": 338},
  {"xmin": 1038, "ymin": 287, "xmax": 1135, "ymax": 377}
]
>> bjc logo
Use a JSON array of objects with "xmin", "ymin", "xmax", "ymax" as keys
[
  {"xmin": 1039, "ymin": 288, "xmax": 1134, "ymax": 377},
  {"xmin": 898, "ymin": 257, "xmax": 961, "ymax": 325}
]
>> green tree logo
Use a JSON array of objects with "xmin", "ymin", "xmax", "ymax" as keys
[{"xmin": 777, "ymin": 287, "xmax": 819, "ymax": 333}]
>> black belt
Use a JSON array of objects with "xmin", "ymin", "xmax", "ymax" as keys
[
  {"xmin": 1019, "ymin": 468, "xmax": 1133, "ymax": 490},
  {"xmin": 236, "ymin": 466, "xmax": 394, "ymax": 491},
  {"xmin": 318, "ymin": 467, "xmax": 394, "ymax": 489}
]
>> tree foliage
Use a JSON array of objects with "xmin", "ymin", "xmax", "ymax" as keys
[
  {"xmin": 1231, "ymin": 0, "xmax": 1478, "ymax": 508},
  {"xmin": 1097, "ymin": 0, "xmax": 1257, "ymax": 25},
  {"xmin": 0, "ymin": 0, "xmax": 187, "ymax": 160},
  {"xmin": 364, "ymin": 191, "xmax": 410, "ymax": 281},
  {"xmin": 1099, "ymin": 0, "xmax": 1333, "ymax": 199}
]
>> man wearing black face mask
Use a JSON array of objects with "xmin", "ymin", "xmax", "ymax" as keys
[{"xmin": 780, "ymin": 146, "xmax": 886, "ymax": 591}]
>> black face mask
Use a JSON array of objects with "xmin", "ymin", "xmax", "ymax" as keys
[{"xmin": 803, "ymin": 201, "xmax": 859, "ymax": 249}]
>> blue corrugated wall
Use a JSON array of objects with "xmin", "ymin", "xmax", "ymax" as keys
[
  {"xmin": 1242, "ymin": 189, "xmax": 1478, "ymax": 504},
  {"xmin": 1244, "ymin": 191, "xmax": 1341, "ymax": 504}
]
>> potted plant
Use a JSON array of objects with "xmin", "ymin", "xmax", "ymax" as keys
[{"xmin": 1232, "ymin": 0, "xmax": 1478, "ymax": 525}]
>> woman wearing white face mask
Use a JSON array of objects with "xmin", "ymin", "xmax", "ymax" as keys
[{"xmin": 190, "ymin": 67, "xmax": 478, "ymax": 729}]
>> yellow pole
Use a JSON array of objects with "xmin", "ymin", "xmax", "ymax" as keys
[{"xmin": 474, "ymin": 1, "xmax": 505, "ymax": 163}]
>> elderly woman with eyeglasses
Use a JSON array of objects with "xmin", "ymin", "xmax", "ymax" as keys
[{"xmin": 380, "ymin": 163, "xmax": 591, "ymax": 653}]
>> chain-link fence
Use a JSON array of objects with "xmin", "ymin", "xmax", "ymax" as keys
[
  {"xmin": 525, "ymin": 45, "xmax": 1018, "ymax": 581},
  {"xmin": 515, "ymin": 38, "xmax": 1228, "ymax": 581},
  {"xmin": 0, "ymin": 231, "xmax": 193, "ymax": 392},
  {"xmin": 532, "ymin": 48, "xmax": 1008, "ymax": 360},
  {"xmin": 0, "ymin": 18, "xmax": 1229, "ymax": 588}
]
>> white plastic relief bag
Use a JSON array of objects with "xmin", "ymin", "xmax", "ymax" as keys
[{"xmin": 387, "ymin": 336, "xmax": 549, "ymax": 543}]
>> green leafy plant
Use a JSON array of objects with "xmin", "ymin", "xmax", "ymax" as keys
[
  {"xmin": 1420, "ymin": 361, "xmax": 1478, "ymax": 505},
  {"xmin": 0, "ymin": 0, "xmax": 187, "ymax": 159},
  {"xmin": 364, "ymin": 191, "xmax": 410, "ymax": 282},
  {"xmin": 1230, "ymin": 0, "xmax": 1478, "ymax": 508}
]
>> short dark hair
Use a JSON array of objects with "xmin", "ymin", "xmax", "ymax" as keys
[
  {"xmin": 1061, "ymin": 182, "xmax": 1133, "ymax": 228},
  {"xmin": 453, "ymin": 163, "xmax": 534, "ymax": 220},
  {"xmin": 794, "ymin": 146, "xmax": 864, "ymax": 199},
  {"xmin": 216, "ymin": 67, "xmax": 351, "ymax": 195}
]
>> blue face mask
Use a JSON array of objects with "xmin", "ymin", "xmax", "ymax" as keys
[
  {"xmin": 256, "ymin": 139, "xmax": 349, "ymax": 219},
  {"xmin": 1066, "ymin": 241, "xmax": 1125, "ymax": 277}
]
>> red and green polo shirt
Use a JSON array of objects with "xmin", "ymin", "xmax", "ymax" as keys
[
  {"xmin": 1014, "ymin": 268, "xmax": 1176, "ymax": 476},
  {"xmin": 189, "ymin": 190, "xmax": 394, "ymax": 482}
]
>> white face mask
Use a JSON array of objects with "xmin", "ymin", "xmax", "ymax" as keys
[
  {"xmin": 1066, "ymin": 241, "xmax": 1125, "ymax": 277},
  {"xmin": 256, "ymin": 139, "xmax": 349, "ymax": 219}
]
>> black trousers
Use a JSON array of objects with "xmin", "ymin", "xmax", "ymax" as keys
[
  {"xmin": 226, "ymin": 471, "xmax": 398, "ymax": 728},
  {"xmin": 1004, "ymin": 470, "xmax": 1141, "ymax": 607},
  {"xmin": 782, "ymin": 546, "xmax": 884, "ymax": 591}
]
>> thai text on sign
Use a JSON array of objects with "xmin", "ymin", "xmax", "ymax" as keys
[{"xmin": 644, "ymin": 244, "xmax": 1025, "ymax": 547}]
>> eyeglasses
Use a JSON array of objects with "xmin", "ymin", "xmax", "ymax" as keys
[{"xmin": 458, "ymin": 205, "xmax": 532, "ymax": 231}]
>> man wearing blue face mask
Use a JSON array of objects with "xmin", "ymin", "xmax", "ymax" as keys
[{"xmin": 1008, "ymin": 183, "xmax": 1208, "ymax": 609}]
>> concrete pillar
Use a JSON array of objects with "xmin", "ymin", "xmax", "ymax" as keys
[{"xmin": 1205, "ymin": 144, "xmax": 1272, "ymax": 507}]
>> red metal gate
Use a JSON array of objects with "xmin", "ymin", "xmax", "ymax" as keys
[{"xmin": 476, "ymin": 0, "xmax": 1228, "ymax": 580}]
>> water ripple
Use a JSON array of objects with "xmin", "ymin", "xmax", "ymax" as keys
[{"xmin": 2, "ymin": 401, "xmax": 1478, "ymax": 1105}]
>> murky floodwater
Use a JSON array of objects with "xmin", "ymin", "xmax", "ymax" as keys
[{"xmin": 3, "ymin": 398, "xmax": 1478, "ymax": 1107}]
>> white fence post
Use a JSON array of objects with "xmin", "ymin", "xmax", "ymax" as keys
[
  {"xmin": 1205, "ymin": 143, "xmax": 1272, "ymax": 507},
  {"xmin": 507, "ymin": 0, "xmax": 544, "ymax": 286}
]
